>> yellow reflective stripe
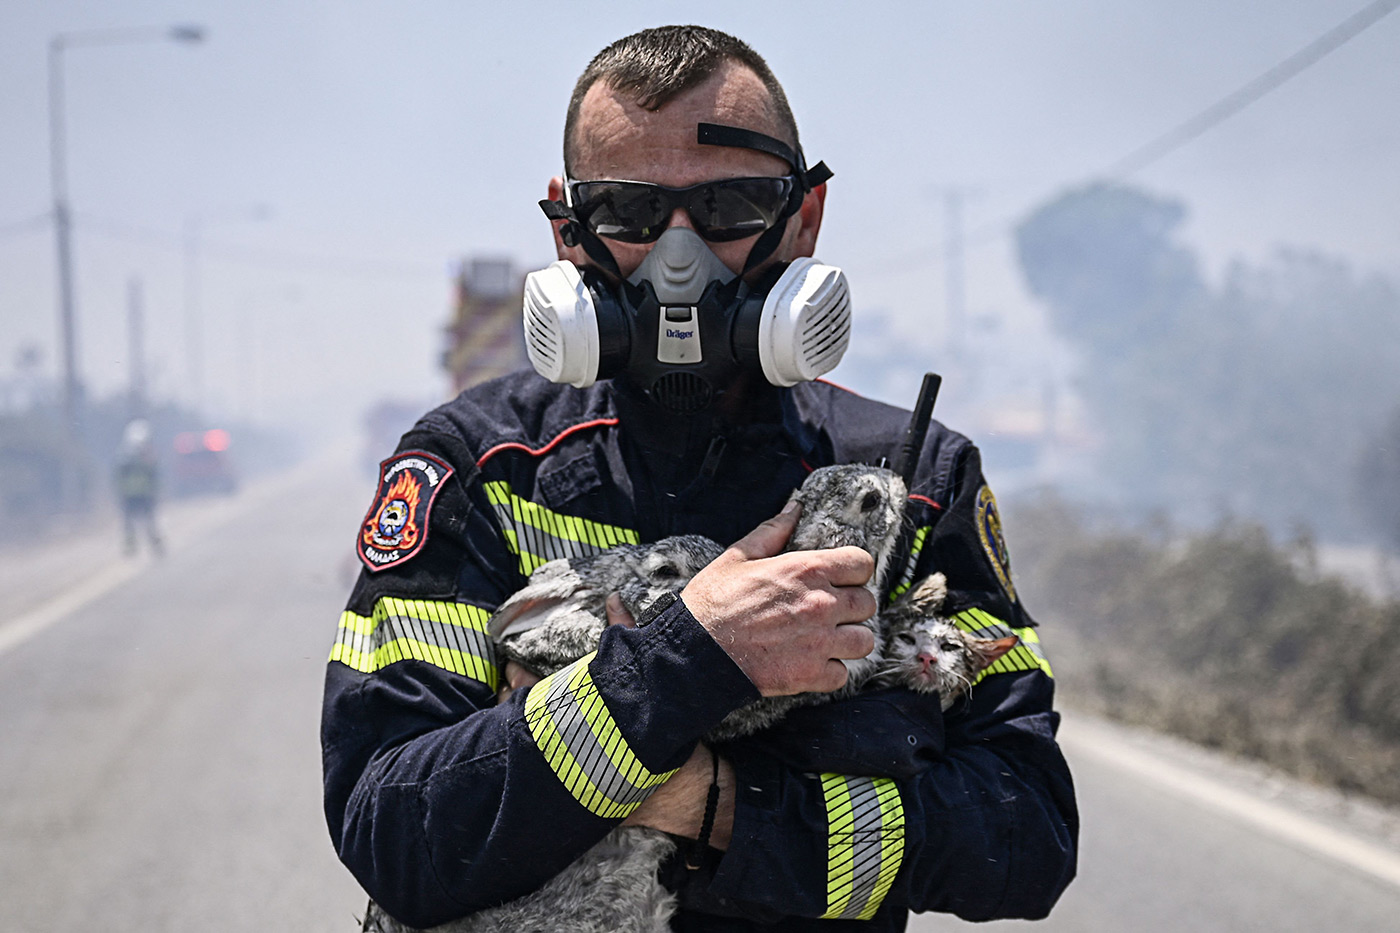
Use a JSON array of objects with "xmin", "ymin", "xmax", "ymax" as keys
[
  {"xmin": 820, "ymin": 773, "xmax": 905, "ymax": 920},
  {"xmin": 330, "ymin": 597, "xmax": 497, "ymax": 690},
  {"xmin": 483, "ymin": 480, "xmax": 639, "ymax": 575},
  {"xmin": 523, "ymin": 652, "xmax": 676, "ymax": 818},
  {"xmin": 888, "ymin": 526, "xmax": 932, "ymax": 602},
  {"xmin": 953, "ymin": 607, "xmax": 1054, "ymax": 681}
]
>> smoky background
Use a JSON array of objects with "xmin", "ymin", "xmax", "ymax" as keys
[{"xmin": 4, "ymin": 0, "xmax": 1400, "ymax": 815}]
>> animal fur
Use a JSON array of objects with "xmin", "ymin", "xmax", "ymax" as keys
[
  {"xmin": 870, "ymin": 573, "xmax": 1020, "ymax": 711},
  {"xmin": 360, "ymin": 828, "xmax": 677, "ymax": 933},
  {"xmin": 489, "ymin": 535, "xmax": 725, "ymax": 676},
  {"xmin": 704, "ymin": 463, "xmax": 908, "ymax": 741}
]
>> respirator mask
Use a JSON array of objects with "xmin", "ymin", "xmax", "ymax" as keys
[{"xmin": 524, "ymin": 123, "xmax": 851, "ymax": 413}]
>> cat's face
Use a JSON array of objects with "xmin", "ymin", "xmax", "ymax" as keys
[{"xmin": 885, "ymin": 616, "xmax": 1018, "ymax": 711}]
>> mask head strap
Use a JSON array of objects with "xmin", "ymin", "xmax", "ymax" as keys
[
  {"xmin": 539, "ymin": 197, "xmax": 622, "ymax": 279},
  {"xmin": 696, "ymin": 122, "xmax": 833, "ymax": 273},
  {"xmin": 695, "ymin": 123, "xmax": 832, "ymax": 191}
]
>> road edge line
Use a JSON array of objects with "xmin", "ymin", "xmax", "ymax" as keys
[{"xmin": 1062, "ymin": 718, "xmax": 1400, "ymax": 889}]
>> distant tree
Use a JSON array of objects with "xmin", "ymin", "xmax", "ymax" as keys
[
  {"xmin": 1016, "ymin": 183, "xmax": 1400, "ymax": 540},
  {"xmin": 1016, "ymin": 183, "xmax": 1203, "ymax": 356},
  {"xmin": 1356, "ymin": 405, "xmax": 1400, "ymax": 552}
]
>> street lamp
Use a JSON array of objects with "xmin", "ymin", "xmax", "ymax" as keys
[{"xmin": 48, "ymin": 24, "xmax": 205, "ymax": 433}]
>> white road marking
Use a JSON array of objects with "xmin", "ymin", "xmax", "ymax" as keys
[
  {"xmin": 0, "ymin": 558, "xmax": 148, "ymax": 657},
  {"xmin": 0, "ymin": 455, "xmax": 342, "ymax": 660},
  {"xmin": 1062, "ymin": 717, "xmax": 1400, "ymax": 889}
]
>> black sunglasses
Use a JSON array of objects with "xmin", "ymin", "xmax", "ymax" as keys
[{"xmin": 565, "ymin": 176, "xmax": 798, "ymax": 244}]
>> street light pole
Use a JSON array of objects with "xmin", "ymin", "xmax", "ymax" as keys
[
  {"xmin": 45, "ymin": 24, "xmax": 205, "ymax": 433},
  {"xmin": 184, "ymin": 214, "xmax": 202, "ymax": 415}
]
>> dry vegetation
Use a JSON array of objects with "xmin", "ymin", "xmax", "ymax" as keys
[{"xmin": 1007, "ymin": 496, "xmax": 1400, "ymax": 804}]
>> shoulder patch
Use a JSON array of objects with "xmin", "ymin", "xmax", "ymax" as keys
[
  {"xmin": 974, "ymin": 484, "xmax": 1018, "ymax": 603},
  {"xmin": 358, "ymin": 451, "xmax": 454, "ymax": 572}
]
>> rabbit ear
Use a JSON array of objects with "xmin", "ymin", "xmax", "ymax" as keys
[
  {"xmin": 488, "ymin": 566, "xmax": 591, "ymax": 639},
  {"xmin": 489, "ymin": 593, "xmax": 567, "ymax": 639}
]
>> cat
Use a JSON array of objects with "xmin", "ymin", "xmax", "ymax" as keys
[{"xmin": 868, "ymin": 572, "xmax": 1020, "ymax": 712}]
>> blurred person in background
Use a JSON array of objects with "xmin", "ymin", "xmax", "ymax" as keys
[
  {"xmin": 322, "ymin": 25, "xmax": 1076, "ymax": 930},
  {"xmin": 114, "ymin": 418, "xmax": 163, "ymax": 557}
]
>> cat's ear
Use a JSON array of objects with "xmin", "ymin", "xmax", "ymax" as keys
[{"xmin": 970, "ymin": 635, "xmax": 1019, "ymax": 672}]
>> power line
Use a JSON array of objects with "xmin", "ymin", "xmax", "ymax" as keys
[
  {"xmin": 1104, "ymin": 0, "xmax": 1400, "ymax": 179},
  {"xmin": 875, "ymin": 0, "xmax": 1400, "ymax": 278},
  {"xmin": 73, "ymin": 212, "xmax": 447, "ymax": 282}
]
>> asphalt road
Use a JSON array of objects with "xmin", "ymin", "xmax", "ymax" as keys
[
  {"xmin": 0, "ymin": 460, "xmax": 367, "ymax": 932},
  {"xmin": 4, "ymin": 457, "xmax": 1400, "ymax": 932}
]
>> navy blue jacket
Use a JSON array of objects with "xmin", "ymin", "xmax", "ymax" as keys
[{"xmin": 321, "ymin": 371, "xmax": 1078, "ymax": 929}]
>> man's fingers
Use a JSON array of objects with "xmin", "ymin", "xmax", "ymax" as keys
[
  {"xmin": 722, "ymin": 499, "xmax": 801, "ymax": 562},
  {"xmin": 831, "ymin": 620, "xmax": 877, "ymax": 660},
  {"xmin": 497, "ymin": 661, "xmax": 542, "ymax": 703},
  {"xmin": 815, "ymin": 546, "xmax": 877, "ymax": 588},
  {"xmin": 833, "ymin": 585, "xmax": 878, "ymax": 625},
  {"xmin": 817, "ymin": 659, "xmax": 852, "ymax": 694},
  {"xmin": 605, "ymin": 592, "xmax": 636, "ymax": 628}
]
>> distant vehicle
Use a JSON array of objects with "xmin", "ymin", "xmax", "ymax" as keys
[{"xmin": 171, "ymin": 429, "xmax": 238, "ymax": 496}]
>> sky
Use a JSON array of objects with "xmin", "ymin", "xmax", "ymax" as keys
[{"xmin": 2, "ymin": 0, "xmax": 1397, "ymax": 453}]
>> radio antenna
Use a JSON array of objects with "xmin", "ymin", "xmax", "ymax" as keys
[{"xmin": 892, "ymin": 372, "xmax": 941, "ymax": 488}]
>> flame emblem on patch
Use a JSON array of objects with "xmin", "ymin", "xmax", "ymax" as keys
[{"xmin": 364, "ymin": 470, "xmax": 422, "ymax": 551}]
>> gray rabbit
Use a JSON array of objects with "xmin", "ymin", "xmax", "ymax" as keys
[
  {"xmin": 706, "ymin": 462, "xmax": 908, "ymax": 740},
  {"xmin": 363, "ymin": 464, "xmax": 909, "ymax": 933},
  {"xmin": 489, "ymin": 534, "xmax": 726, "ymax": 676}
]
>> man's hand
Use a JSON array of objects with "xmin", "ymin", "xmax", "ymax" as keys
[
  {"xmin": 622, "ymin": 742, "xmax": 735, "ymax": 850},
  {"xmin": 496, "ymin": 662, "xmax": 541, "ymax": 703},
  {"xmin": 681, "ymin": 500, "xmax": 877, "ymax": 696}
]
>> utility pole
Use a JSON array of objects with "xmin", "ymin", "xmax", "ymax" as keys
[
  {"xmin": 183, "ymin": 215, "xmax": 202, "ymax": 414},
  {"xmin": 48, "ymin": 37, "xmax": 80, "ymax": 432},
  {"xmin": 127, "ymin": 276, "xmax": 147, "ymax": 417}
]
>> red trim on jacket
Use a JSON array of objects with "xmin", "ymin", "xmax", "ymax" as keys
[
  {"xmin": 909, "ymin": 493, "xmax": 942, "ymax": 511},
  {"xmin": 815, "ymin": 376, "xmax": 862, "ymax": 396},
  {"xmin": 476, "ymin": 418, "xmax": 620, "ymax": 468}
]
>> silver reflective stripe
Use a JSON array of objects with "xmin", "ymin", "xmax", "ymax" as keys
[
  {"xmin": 331, "ymin": 597, "xmax": 497, "ymax": 689},
  {"xmin": 483, "ymin": 480, "xmax": 639, "ymax": 575},
  {"xmin": 821, "ymin": 773, "xmax": 905, "ymax": 920},
  {"xmin": 887, "ymin": 526, "xmax": 931, "ymax": 602},
  {"xmin": 523, "ymin": 652, "xmax": 676, "ymax": 818}
]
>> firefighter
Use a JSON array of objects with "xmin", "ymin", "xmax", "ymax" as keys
[
  {"xmin": 115, "ymin": 418, "xmax": 163, "ymax": 557},
  {"xmin": 322, "ymin": 25, "xmax": 1076, "ymax": 930}
]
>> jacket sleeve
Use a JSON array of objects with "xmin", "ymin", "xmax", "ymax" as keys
[
  {"xmin": 320, "ymin": 427, "xmax": 757, "ymax": 928},
  {"xmin": 698, "ymin": 444, "xmax": 1079, "ymax": 923}
]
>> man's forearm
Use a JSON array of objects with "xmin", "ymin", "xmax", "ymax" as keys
[{"xmin": 622, "ymin": 743, "xmax": 737, "ymax": 849}]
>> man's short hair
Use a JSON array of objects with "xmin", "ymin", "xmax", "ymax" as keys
[{"xmin": 563, "ymin": 25, "xmax": 800, "ymax": 177}]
